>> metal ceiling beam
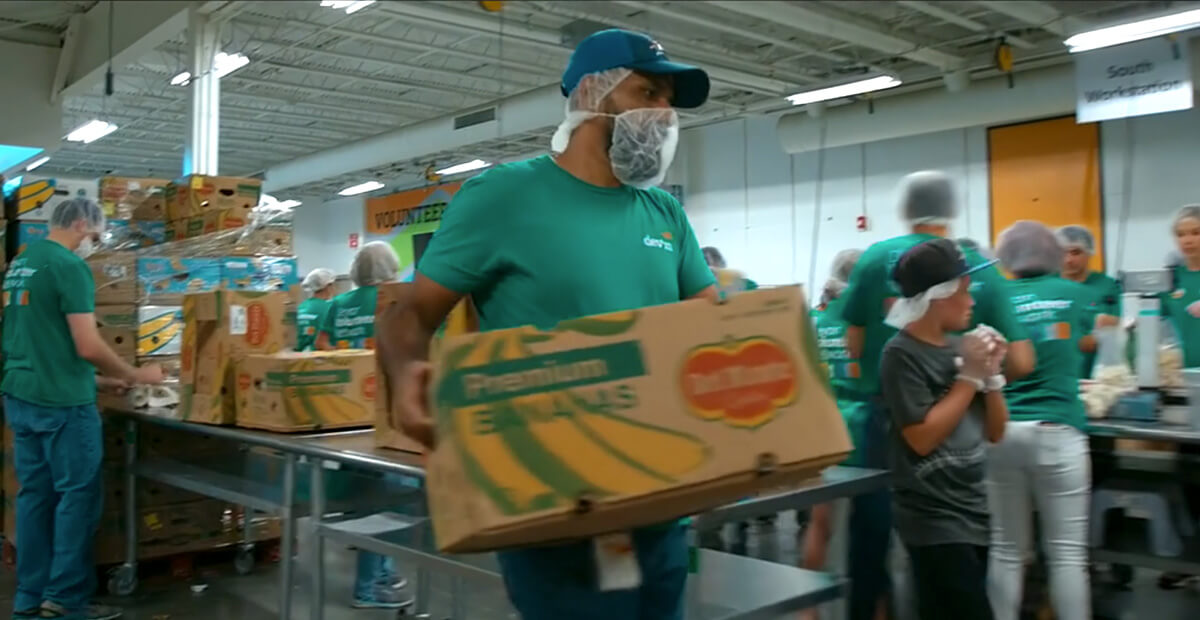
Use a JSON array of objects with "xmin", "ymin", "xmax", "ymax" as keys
[
  {"xmin": 257, "ymin": 60, "xmax": 492, "ymax": 100},
  {"xmin": 709, "ymin": 1, "xmax": 966, "ymax": 71},
  {"xmin": 973, "ymin": 1, "xmax": 1087, "ymax": 38},
  {"xmin": 897, "ymin": 1, "xmax": 1035, "ymax": 49},
  {"xmin": 222, "ymin": 91, "xmax": 410, "ymax": 123},
  {"xmin": 234, "ymin": 13, "xmax": 560, "ymax": 77},
  {"xmin": 376, "ymin": 2, "xmax": 796, "ymax": 95},
  {"xmin": 614, "ymin": 1, "xmax": 850, "ymax": 65}
]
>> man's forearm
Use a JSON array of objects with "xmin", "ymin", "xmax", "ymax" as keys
[{"xmin": 86, "ymin": 343, "xmax": 138, "ymax": 383}]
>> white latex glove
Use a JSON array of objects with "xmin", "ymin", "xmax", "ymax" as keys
[
  {"xmin": 959, "ymin": 330, "xmax": 993, "ymax": 380},
  {"xmin": 1187, "ymin": 301, "xmax": 1200, "ymax": 319}
]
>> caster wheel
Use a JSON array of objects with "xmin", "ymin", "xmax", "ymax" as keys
[
  {"xmin": 234, "ymin": 545, "xmax": 255, "ymax": 575},
  {"xmin": 107, "ymin": 564, "xmax": 138, "ymax": 596}
]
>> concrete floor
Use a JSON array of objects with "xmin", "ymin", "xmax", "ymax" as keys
[{"xmin": 1, "ymin": 512, "xmax": 1197, "ymax": 619}]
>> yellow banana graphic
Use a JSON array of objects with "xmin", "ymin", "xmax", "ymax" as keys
[
  {"xmin": 138, "ymin": 321, "xmax": 182, "ymax": 356},
  {"xmin": 451, "ymin": 405, "xmax": 560, "ymax": 513},
  {"xmin": 139, "ymin": 312, "xmax": 177, "ymax": 335}
]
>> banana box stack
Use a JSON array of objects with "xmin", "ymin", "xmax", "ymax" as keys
[
  {"xmin": 3, "ymin": 176, "xmax": 97, "ymax": 221},
  {"xmin": 423, "ymin": 285, "xmax": 851, "ymax": 553},
  {"xmin": 164, "ymin": 175, "xmax": 262, "ymax": 240},
  {"xmin": 99, "ymin": 176, "xmax": 169, "ymax": 219},
  {"xmin": 180, "ymin": 290, "xmax": 290, "ymax": 425},
  {"xmin": 235, "ymin": 350, "xmax": 376, "ymax": 432}
]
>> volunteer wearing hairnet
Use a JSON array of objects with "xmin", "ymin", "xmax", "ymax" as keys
[
  {"xmin": 376, "ymin": 28, "xmax": 717, "ymax": 619},
  {"xmin": 2, "ymin": 198, "xmax": 164, "ymax": 620},
  {"xmin": 989, "ymin": 221, "xmax": 1094, "ymax": 620},
  {"xmin": 1056, "ymin": 225, "xmax": 1121, "ymax": 377},
  {"xmin": 838, "ymin": 172, "xmax": 1032, "ymax": 619},
  {"xmin": 297, "ymin": 268, "xmax": 336, "ymax": 352},
  {"xmin": 317, "ymin": 242, "xmax": 399, "ymax": 351},
  {"xmin": 804, "ymin": 249, "xmax": 889, "ymax": 620},
  {"xmin": 316, "ymin": 243, "xmax": 409, "ymax": 609}
]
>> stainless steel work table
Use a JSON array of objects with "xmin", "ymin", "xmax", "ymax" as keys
[{"xmin": 107, "ymin": 407, "xmax": 888, "ymax": 619}]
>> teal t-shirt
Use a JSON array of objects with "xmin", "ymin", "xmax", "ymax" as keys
[
  {"xmin": 296, "ymin": 297, "xmax": 331, "ymax": 352},
  {"xmin": 840, "ymin": 233, "xmax": 1029, "ymax": 395},
  {"xmin": 417, "ymin": 155, "xmax": 715, "ymax": 331},
  {"xmin": 2, "ymin": 240, "xmax": 98, "ymax": 406},
  {"xmin": 320, "ymin": 286, "xmax": 378, "ymax": 349},
  {"xmin": 1075, "ymin": 271, "xmax": 1122, "ymax": 377},
  {"xmin": 1161, "ymin": 265, "xmax": 1200, "ymax": 367},
  {"xmin": 814, "ymin": 298, "xmax": 871, "ymax": 466},
  {"xmin": 1003, "ymin": 275, "xmax": 1091, "ymax": 429}
]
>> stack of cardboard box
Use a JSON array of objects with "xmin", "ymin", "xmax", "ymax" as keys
[{"xmin": 2, "ymin": 424, "xmax": 279, "ymax": 564}]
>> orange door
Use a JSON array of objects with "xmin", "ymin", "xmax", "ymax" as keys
[{"xmin": 988, "ymin": 116, "xmax": 1104, "ymax": 271}]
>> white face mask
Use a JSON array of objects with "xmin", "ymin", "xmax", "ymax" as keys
[
  {"xmin": 75, "ymin": 235, "xmax": 98, "ymax": 259},
  {"xmin": 607, "ymin": 108, "xmax": 680, "ymax": 189}
]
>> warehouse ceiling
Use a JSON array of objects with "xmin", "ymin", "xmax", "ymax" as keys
[{"xmin": 0, "ymin": 0, "xmax": 1184, "ymax": 200}]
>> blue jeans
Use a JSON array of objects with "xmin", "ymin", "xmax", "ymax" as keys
[
  {"xmin": 353, "ymin": 552, "xmax": 396, "ymax": 600},
  {"xmin": 846, "ymin": 399, "xmax": 893, "ymax": 620},
  {"xmin": 498, "ymin": 523, "xmax": 688, "ymax": 620},
  {"xmin": 5, "ymin": 397, "xmax": 104, "ymax": 615}
]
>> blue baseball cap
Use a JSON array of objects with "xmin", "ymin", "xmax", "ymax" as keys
[{"xmin": 561, "ymin": 29, "xmax": 710, "ymax": 109}]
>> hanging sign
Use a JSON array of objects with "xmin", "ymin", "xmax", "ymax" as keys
[
  {"xmin": 1075, "ymin": 37, "xmax": 1192, "ymax": 123},
  {"xmin": 365, "ymin": 182, "xmax": 462, "ymax": 282}
]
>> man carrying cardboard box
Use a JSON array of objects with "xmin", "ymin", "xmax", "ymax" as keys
[
  {"xmin": 2, "ymin": 198, "xmax": 164, "ymax": 620},
  {"xmin": 378, "ymin": 28, "xmax": 716, "ymax": 620}
]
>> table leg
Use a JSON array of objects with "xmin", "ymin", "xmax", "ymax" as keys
[
  {"xmin": 450, "ymin": 577, "xmax": 466, "ymax": 619},
  {"xmin": 415, "ymin": 567, "xmax": 431, "ymax": 616},
  {"xmin": 310, "ymin": 458, "xmax": 326, "ymax": 620},
  {"xmin": 280, "ymin": 453, "xmax": 296, "ymax": 620},
  {"xmin": 109, "ymin": 418, "xmax": 140, "ymax": 596}
]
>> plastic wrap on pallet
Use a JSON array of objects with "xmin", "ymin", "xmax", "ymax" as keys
[{"xmin": 89, "ymin": 206, "xmax": 295, "ymax": 305}]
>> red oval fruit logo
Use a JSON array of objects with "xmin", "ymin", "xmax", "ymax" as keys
[
  {"xmin": 245, "ymin": 302, "xmax": 267, "ymax": 347},
  {"xmin": 362, "ymin": 374, "xmax": 377, "ymax": 401},
  {"xmin": 680, "ymin": 337, "xmax": 796, "ymax": 428},
  {"xmin": 237, "ymin": 373, "xmax": 251, "ymax": 392}
]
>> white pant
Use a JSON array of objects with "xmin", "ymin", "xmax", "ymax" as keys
[{"xmin": 986, "ymin": 420, "xmax": 1091, "ymax": 620}]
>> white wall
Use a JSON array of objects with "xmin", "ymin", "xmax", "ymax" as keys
[
  {"xmin": 292, "ymin": 196, "xmax": 364, "ymax": 277},
  {"xmin": 678, "ymin": 104, "xmax": 1200, "ymax": 291},
  {"xmin": 679, "ymin": 115, "xmax": 989, "ymax": 292}
]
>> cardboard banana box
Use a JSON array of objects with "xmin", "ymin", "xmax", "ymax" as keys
[
  {"xmin": 425, "ymin": 285, "xmax": 850, "ymax": 553},
  {"xmin": 138, "ymin": 306, "xmax": 184, "ymax": 356},
  {"xmin": 95, "ymin": 304, "xmax": 137, "ymax": 358},
  {"xmin": 236, "ymin": 350, "xmax": 376, "ymax": 432}
]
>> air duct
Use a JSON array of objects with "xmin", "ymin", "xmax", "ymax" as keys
[{"xmin": 263, "ymin": 84, "xmax": 561, "ymax": 192}]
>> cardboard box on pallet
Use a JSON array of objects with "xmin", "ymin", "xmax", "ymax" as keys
[
  {"xmin": 221, "ymin": 256, "xmax": 299, "ymax": 292},
  {"xmin": 235, "ymin": 350, "xmax": 376, "ymax": 432},
  {"xmin": 137, "ymin": 256, "xmax": 221, "ymax": 304},
  {"xmin": 96, "ymin": 304, "xmax": 138, "ymax": 359},
  {"xmin": 423, "ymin": 286, "xmax": 850, "ymax": 553},
  {"xmin": 14, "ymin": 221, "xmax": 48, "ymax": 255},
  {"xmin": 137, "ymin": 306, "xmax": 184, "ymax": 356},
  {"xmin": 88, "ymin": 251, "xmax": 138, "ymax": 305},
  {"xmin": 5, "ymin": 176, "xmax": 97, "ymax": 221},
  {"xmin": 231, "ymin": 226, "xmax": 293, "ymax": 257},
  {"xmin": 99, "ymin": 177, "xmax": 170, "ymax": 219},
  {"xmin": 179, "ymin": 290, "xmax": 290, "ymax": 425},
  {"xmin": 131, "ymin": 191, "xmax": 167, "ymax": 221},
  {"xmin": 373, "ymin": 283, "xmax": 476, "ymax": 453},
  {"xmin": 165, "ymin": 175, "xmax": 263, "ymax": 221}
]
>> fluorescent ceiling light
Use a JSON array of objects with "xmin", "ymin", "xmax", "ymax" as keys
[
  {"xmin": 785, "ymin": 75, "xmax": 902, "ymax": 106},
  {"xmin": 1065, "ymin": 8, "xmax": 1200, "ymax": 53},
  {"xmin": 170, "ymin": 51, "xmax": 250, "ymax": 85},
  {"xmin": 65, "ymin": 120, "xmax": 119, "ymax": 144},
  {"xmin": 436, "ymin": 159, "xmax": 492, "ymax": 176},
  {"xmin": 338, "ymin": 180, "xmax": 385, "ymax": 196},
  {"xmin": 276, "ymin": 199, "xmax": 302, "ymax": 208},
  {"xmin": 321, "ymin": 0, "xmax": 376, "ymax": 14},
  {"xmin": 25, "ymin": 156, "xmax": 50, "ymax": 171}
]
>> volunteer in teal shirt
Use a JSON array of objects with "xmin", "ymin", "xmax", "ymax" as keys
[
  {"xmin": 376, "ymin": 29, "xmax": 717, "ymax": 620},
  {"xmin": 1056, "ymin": 225, "xmax": 1121, "ymax": 377},
  {"xmin": 296, "ymin": 268, "xmax": 335, "ymax": 352},
  {"xmin": 318, "ymin": 242, "xmax": 398, "ymax": 351},
  {"xmin": 3, "ymin": 198, "xmax": 162, "ymax": 620},
  {"xmin": 990, "ymin": 222, "xmax": 1093, "ymax": 620}
]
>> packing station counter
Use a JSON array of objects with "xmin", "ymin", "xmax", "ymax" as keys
[{"xmin": 102, "ymin": 405, "xmax": 890, "ymax": 620}]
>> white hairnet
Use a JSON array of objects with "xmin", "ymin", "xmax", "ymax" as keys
[
  {"xmin": 1173, "ymin": 204, "xmax": 1200, "ymax": 232},
  {"xmin": 822, "ymin": 249, "xmax": 862, "ymax": 305},
  {"xmin": 1055, "ymin": 225, "xmax": 1095, "ymax": 254},
  {"xmin": 702, "ymin": 246, "xmax": 726, "ymax": 269},
  {"xmin": 350, "ymin": 241, "xmax": 400, "ymax": 287},
  {"xmin": 302, "ymin": 268, "xmax": 336, "ymax": 294},
  {"xmin": 997, "ymin": 220, "xmax": 1063, "ymax": 276},
  {"xmin": 898, "ymin": 170, "xmax": 959, "ymax": 226},
  {"xmin": 551, "ymin": 67, "xmax": 632, "ymax": 153},
  {"xmin": 886, "ymin": 277, "xmax": 962, "ymax": 329},
  {"xmin": 50, "ymin": 197, "xmax": 105, "ymax": 231}
]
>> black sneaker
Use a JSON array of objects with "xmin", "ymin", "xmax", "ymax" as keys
[{"xmin": 1157, "ymin": 572, "xmax": 1194, "ymax": 590}]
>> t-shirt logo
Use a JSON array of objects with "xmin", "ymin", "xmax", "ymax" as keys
[
  {"xmin": 643, "ymin": 233, "xmax": 674, "ymax": 253},
  {"xmin": 649, "ymin": 40, "xmax": 666, "ymax": 56}
]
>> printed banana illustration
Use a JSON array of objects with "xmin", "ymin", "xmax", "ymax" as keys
[{"xmin": 441, "ymin": 325, "xmax": 713, "ymax": 516}]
